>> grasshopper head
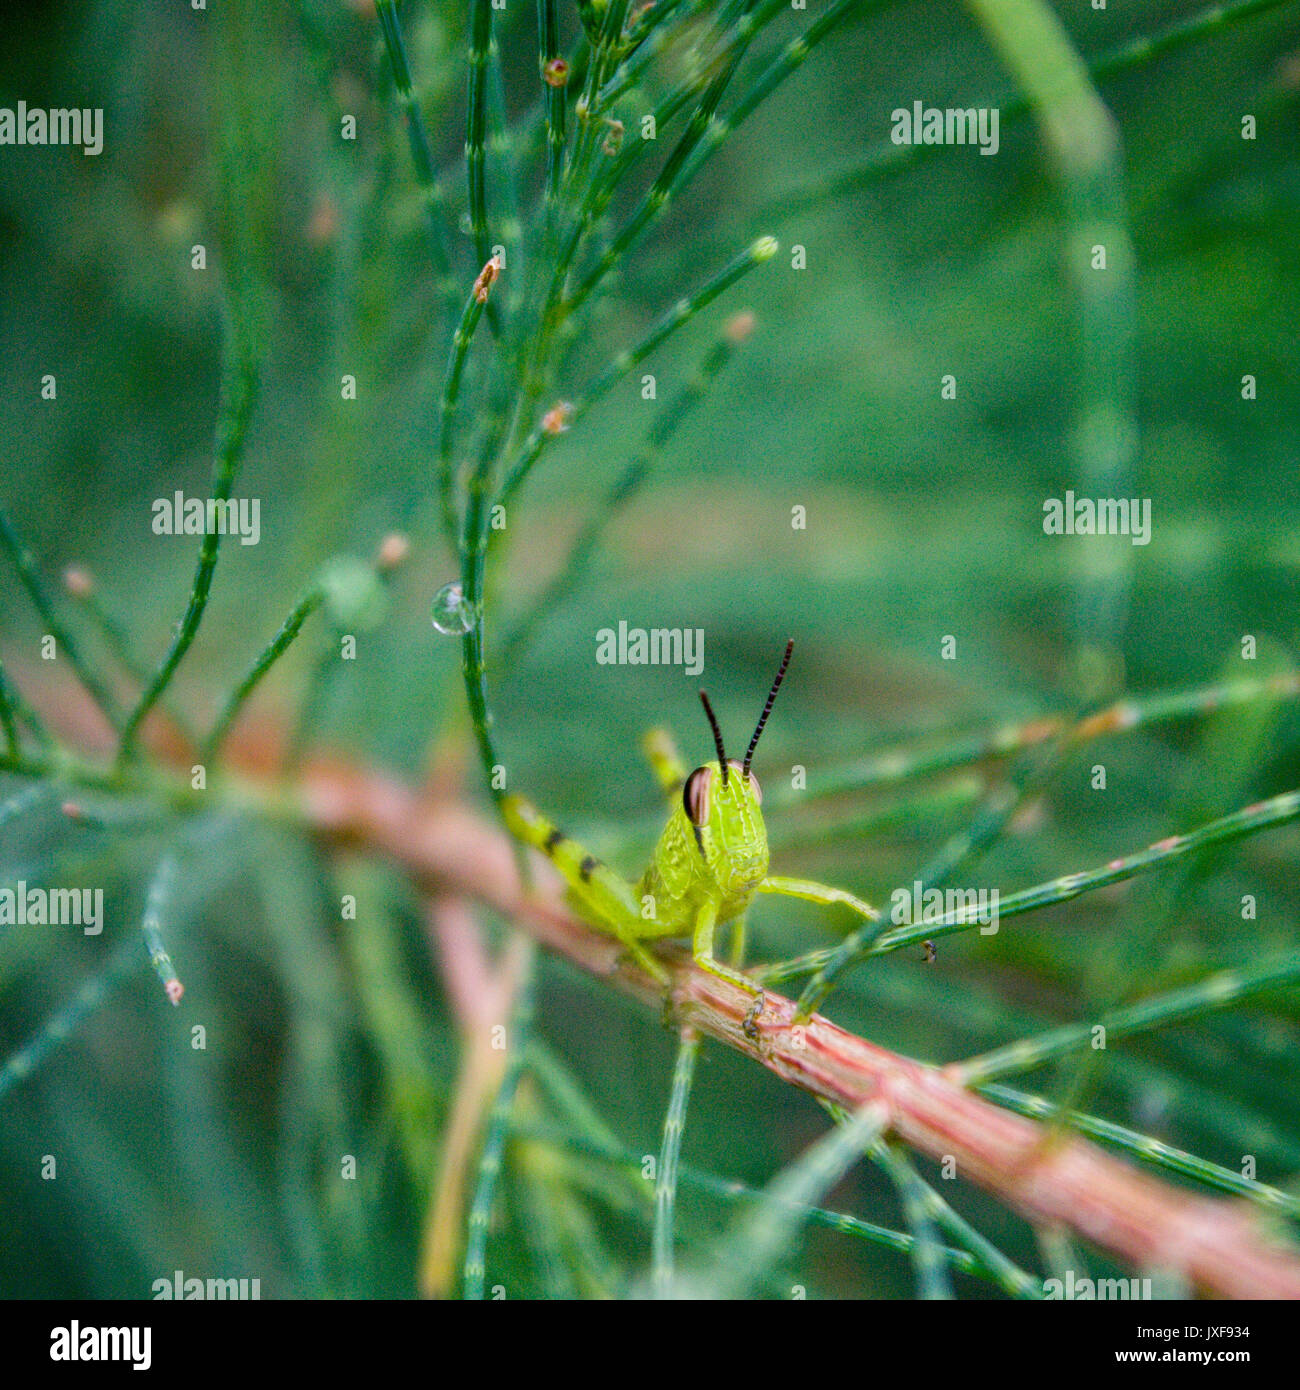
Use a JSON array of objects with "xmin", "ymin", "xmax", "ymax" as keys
[{"xmin": 683, "ymin": 640, "xmax": 794, "ymax": 897}]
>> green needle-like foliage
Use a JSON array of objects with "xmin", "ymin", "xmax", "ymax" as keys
[{"xmin": 2, "ymin": 0, "xmax": 1299, "ymax": 1305}]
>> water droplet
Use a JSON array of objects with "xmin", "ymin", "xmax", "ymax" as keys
[{"xmin": 431, "ymin": 581, "xmax": 473, "ymax": 635}]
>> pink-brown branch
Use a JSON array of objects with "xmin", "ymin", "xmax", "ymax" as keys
[{"xmin": 298, "ymin": 755, "xmax": 1300, "ymax": 1300}]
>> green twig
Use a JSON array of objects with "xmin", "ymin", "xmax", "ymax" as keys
[
  {"xmin": 202, "ymin": 586, "xmax": 326, "ymax": 763},
  {"xmin": 0, "ymin": 936, "xmax": 143, "ymax": 1101},
  {"xmin": 770, "ymin": 787, "xmax": 1300, "ymax": 989},
  {"xmin": 374, "ymin": 0, "xmax": 458, "ymax": 298},
  {"xmin": 652, "ymin": 1028, "xmax": 699, "ymax": 1297},
  {"xmin": 501, "ymin": 321, "xmax": 746, "ymax": 663},
  {"xmin": 953, "ymin": 947, "xmax": 1300, "ymax": 1086},
  {"xmin": 117, "ymin": 327, "xmax": 260, "ymax": 763},
  {"xmin": 981, "ymin": 1081, "xmax": 1300, "ymax": 1217},
  {"xmin": 463, "ymin": 948, "xmax": 537, "ymax": 1299},
  {"xmin": 500, "ymin": 235, "xmax": 778, "ymax": 509},
  {"xmin": 0, "ymin": 506, "xmax": 122, "ymax": 729},
  {"xmin": 703, "ymin": 1098, "xmax": 888, "ymax": 1299},
  {"xmin": 140, "ymin": 850, "xmax": 184, "ymax": 1006},
  {"xmin": 869, "ymin": 1137, "xmax": 954, "ymax": 1300}
]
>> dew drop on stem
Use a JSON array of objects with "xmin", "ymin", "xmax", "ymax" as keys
[{"xmin": 431, "ymin": 581, "xmax": 473, "ymax": 636}]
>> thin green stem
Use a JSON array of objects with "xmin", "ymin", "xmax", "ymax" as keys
[
  {"xmin": 594, "ymin": 0, "xmax": 694, "ymax": 110},
  {"xmin": 769, "ymin": 671, "xmax": 1300, "ymax": 808},
  {"xmin": 501, "ymin": 325, "xmax": 744, "ymax": 664},
  {"xmin": 652, "ymin": 1027, "xmax": 699, "ymax": 1297},
  {"xmin": 580, "ymin": 0, "xmax": 788, "ymax": 249},
  {"xmin": 141, "ymin": 850, "xmax": 184, "ymax": 1006},
  {"xmin": 466, "ymin": 0, "xmax": 494, "ymax": 269},
  {"xmin": 499, "ymin": 234, "xmax": 777, "ymax": 508},
  {"xmin": 439, "ymin": 278, "xmax": 495, "ymax": 553},
  {"xmin": 463, "ymin": 947, "xmax": 537, "ymax": 1300},
  {"xmin": 66, "ymin": 578, "xmax": 200, "ymax": 749},
  {"xmin": 792, "ymin": 667, "xmax": 1300, "ymax": 1013},
  {"xmin": 515, "ymin": 1116, "xmax": 1021, "ymax": 1292},
  {"xmin": 117, "ymin": 326, "xmax": 259, "ymax": 763},
  {"xmin": 870, "ymin": 1138, "xmax": 954, "ymax": 1300},
  {"xmin": 0, "ymin": 936, "xmax": 142, "ymax": 1101},
  {"xmin": 201, "ymin": 586, "xmax": 326, "ymax": 763},
  {"xmin": 705, "ymin": 1099, "xmax": 888, "ymax": 1299},
  {"xmin": 952, "ymin": 947, "xmax": 1300, "ymax": 1086},
  {"xmin": 763, "ymin": 0, "xmax": 1293, "ymax": 222},
  {"xmin": 980, "ymin": 1081, "xmax": 1300, "ymax": 1217},
  {"xmin": 538, "ymin": 0, "xmax": 566, "ymax": 236},
  {"xmin": 0, "ymin": 657, "xmax": 26, "ymax": 756},
  {"xmin": 374, "ymin": 0, "xmax": 458, "ymax": 298},
  {"xmin": 565, "ymin": 0, "xmax": 766, "ymax": 317},
  {"xmin": 908, "ymin": 1163, "xmax": 1043, "ymax": 1298},
  {"xmin": 768, "ymin": 787, "xmax": 1300, "ymax": 987},
  {"xmin": 0, "ymin": 506, "xmax": 122, "ymax": 729},
  {"xmin": 965, "ymin": 0, "xmax": 1136, "ymax": 703},
  {"xmin": 671, "ymin": 0, "xmax": 863, "ymax": 201}
]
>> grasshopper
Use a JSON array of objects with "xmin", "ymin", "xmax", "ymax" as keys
[{"xmin": 503, "ymin": 641, "xmax": 879, "ymax": 1036}]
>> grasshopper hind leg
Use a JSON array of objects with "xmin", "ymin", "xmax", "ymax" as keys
[
  {"xmin": 641, "ymin": 727, "xmax": 687, "ymax": 803},
  {"xmin": 503, "ymin": 794, "xmax": 671, "ymax": 987}
]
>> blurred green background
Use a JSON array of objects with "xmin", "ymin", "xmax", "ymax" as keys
[{"xmin": 1, "ymin": 0, "xmax": 1299, "ymax": 1298}]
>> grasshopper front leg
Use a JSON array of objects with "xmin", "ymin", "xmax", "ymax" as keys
[
  {"xmin": 756, "ymin": 875, "xmax": 883, "ymax": 1022},
  {"xmin": 692, "ymin": 899, "xmax": 765, "ymax": 1041}
]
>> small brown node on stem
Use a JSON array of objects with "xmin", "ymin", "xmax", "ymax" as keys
[
  {"xmin": 307, "ymin": 195, "xmax": 340, "ymax": 246},
  {"xmin": 602, "ymin": 119, "xmax": 624, "ymax": 156},
  {"xmin": 725, "ymin": 310, "xmax": 756, "ymax": 345},
  {"xmin": 543, "ymin": 58, "xmax": 570, "ymax": 88},
  {"xmin": 165, "ymin": 979, "xmax": 185, "ymax": 1005},
  {"xmin": 541, "ymin": 401, "xmax": 573, "ymax": 436},
  {"xmin": 473, "ymin": 253, "xmax": 503, "ymax": 305},
  {"xmin": 375, "ymin": 532, "xmax": 410, "ymax": 572},
  {"xmin": 62, "ymin": 566, "xmax": 94, "ymax": 599}
]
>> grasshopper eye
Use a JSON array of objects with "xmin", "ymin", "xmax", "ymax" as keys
[{"xmin": 683, "ymin": 766, "xmax": 713, "ymax": 825}]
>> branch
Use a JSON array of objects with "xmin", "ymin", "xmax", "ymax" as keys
[{"xmin": 297, "ymin": 757, "xmax": 1300, "ymax": 1300}]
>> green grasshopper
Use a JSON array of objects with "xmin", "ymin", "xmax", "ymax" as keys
[{"xmin": 503, "ymin": 641, "xmax": 879, "ymax": 1035}]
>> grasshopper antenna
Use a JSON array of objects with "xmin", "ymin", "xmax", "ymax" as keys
[
  {"xmin": 744, "ymin": 639, "xmax": 794, "ymax": 777},
  {"xmin": 699, "ymin": 690, "xmax": 729, "ymax": 785}
]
